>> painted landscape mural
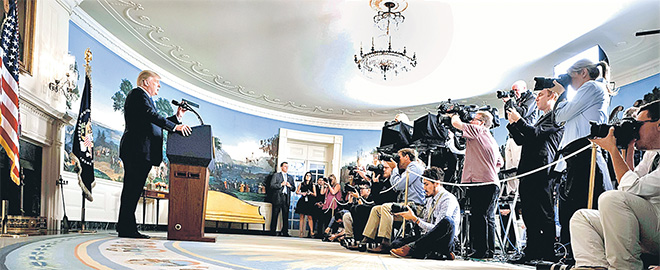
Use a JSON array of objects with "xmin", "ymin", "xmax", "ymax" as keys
[{"xmin": 64, "ymin": 22, "xmax": 380, "ymax": 202}]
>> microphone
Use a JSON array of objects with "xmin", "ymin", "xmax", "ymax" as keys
[{"xmin": 171, "ymin": 99, "xmax": 204, "ymax": 125}]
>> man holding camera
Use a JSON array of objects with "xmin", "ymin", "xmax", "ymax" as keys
[
  {"xmin": 389, "ymin": 167, "xmax": 460, "ymax": 260},
  {"xmin": 506, "ymin": 88, "xmax": 564, "ymax": 263},
  {"xmin": 570, "ymin": 100, "xmax": 659, "ymax": 270},
  {"xmin": 362, "ymin": 148, "xmax": 425, "ymax": 253},
  {"xmin": 451, "ymin": 111, "xmax": 503, "ymax": 259},
  {"xmin": 502, "ymin": 80, "xmax": 538, "ymax": 195}
]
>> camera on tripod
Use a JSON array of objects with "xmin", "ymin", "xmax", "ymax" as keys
[
  {"xmin": 588, "ymin": 119, "xmax": 643, "ymax": 149},
  {"xmin": 533, "ymin": 73, "xmax": 572, "ymax": 90}
]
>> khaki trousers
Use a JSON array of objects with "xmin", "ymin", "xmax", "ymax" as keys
[{"xmin": 570, "ymin": 190, "xmax": 659, "ymax": 270}]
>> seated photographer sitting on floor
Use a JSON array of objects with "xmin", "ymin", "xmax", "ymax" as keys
[
  {"xmin": 340, "ymin": 182, "xmax": 373, "ymax": 246},
  {"xmin": 570, "ymin": 100, "xmax": 660, "ymax": 270},
  {"xmin": 389, "ymin": 167, "xmax": 460, "ymax": 260},
  {"xmin": 362, "ymin": 148, "xmax": 425, "ymax": 253}
]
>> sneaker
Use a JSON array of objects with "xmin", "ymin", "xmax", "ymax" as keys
[{"xmin": 390, "ymin": 245, "xmax": 412, "ymax": 258}]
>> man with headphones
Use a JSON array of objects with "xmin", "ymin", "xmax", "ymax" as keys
[
  {"xmin": 570, "ymin": 100, "xmax": 659, "ymax": 269},
  {"xmin": 117, "ymin": 70, "xmax": 192, "ymax": 238}
]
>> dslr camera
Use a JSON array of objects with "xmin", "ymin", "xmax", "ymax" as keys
[
  {"xmin": 589, "ymin": 119, "xmax": 643, "ymax": 149},
  {"xmin": 378, "ymin": 152, "xmax": 401, "ymax": 164},
  {"xmin": 346, "ymin": 166, "xmax": 363, "ymax": 180},
  {"xmin": 390, "ymin": 203, "xmax": 408, "ymax": 213},
  {"xmin": 496, "ymin": 89, "xmax": 516, "ymax": 99},
  {"xmin": 533, "ymin": 73, "xmax": 572, "ymax": 90},
  {"xmin": 366, "ymin": 164, "xmax": 384, "ymax": 177}
]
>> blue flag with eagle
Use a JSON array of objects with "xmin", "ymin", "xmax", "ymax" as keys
[{"xmin": 72, "ymin": 71, "xmax": 95, "ymax": 202}]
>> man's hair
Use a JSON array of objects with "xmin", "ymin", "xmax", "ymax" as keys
[
  {"xmin": 397, "ymin": 148, "xmax": 416, "ymax": 162},
  {"xmin": 422, "ymin": 167, "xmax": 444, "ymax": 182},
  {"xmin": 137, "ymin": 70, "xmax": 160, "ymax": 86},
  {"xmin": 475, "ymin": 111, "xmax": 494, "ymax": 129},
  {"xmin": 639, "ymin": 100, "xmax": 659, "ymax": 121},
  {"xmin": 280, "ymin": 161, "xmax": 288, "ymax": 167}
]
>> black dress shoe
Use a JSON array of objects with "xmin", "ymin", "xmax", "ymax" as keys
[
  {"xmin": 118, "ymin": 232, "xmax": 150, "ymax": 239},
  {"xmin": 281, "ymin": 233, "xmax": 290, "ymax": 237}
]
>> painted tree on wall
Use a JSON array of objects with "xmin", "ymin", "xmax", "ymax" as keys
[
  {"xmin": 259, "ymin": 133, "xmax": 279, "ymax": 170},
  {"xmin": 111, "ymin": 79, "xmax": 132, "ymax": 113}
]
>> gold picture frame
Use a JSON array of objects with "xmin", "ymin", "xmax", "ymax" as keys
[{"xmin": 17, "ymin": 0, "xmax": 36, "ymax": 75}]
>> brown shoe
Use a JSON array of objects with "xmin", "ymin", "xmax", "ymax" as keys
[
  {"xmin": 367, "ymin": 243, "xmax": 390, "ymax": 254},
  {"xmin": 390, "ymin": 245, "xmax": 412, "ymax": 258}
]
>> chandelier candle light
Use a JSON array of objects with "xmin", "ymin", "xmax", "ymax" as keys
[{"xmin": 354, "ymin": 0, "xmax": 416, "ymax": 81}]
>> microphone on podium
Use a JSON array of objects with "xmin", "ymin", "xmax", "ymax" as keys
[{"xmin": 172, "ymin": 99, "xmax": 204, "ymax": 125}]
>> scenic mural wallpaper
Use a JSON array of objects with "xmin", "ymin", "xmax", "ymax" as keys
[{"xmin": 64, "ymin": 22, "xmax": 381, "ymax": 203}]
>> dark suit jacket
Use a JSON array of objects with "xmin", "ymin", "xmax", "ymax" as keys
[
  {"xmin": 119, "ymin": 87, "xmax": 179, "ymax": 166},
  {"xmin": 269, "ymin": 172, "xmax": 295, "ymax": 205},
  {"xmin": 506, "ymin": 111, "xmax": 564, "ymax": 178}
]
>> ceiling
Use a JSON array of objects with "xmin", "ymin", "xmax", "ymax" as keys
[{"xmin": 76, "ymin": 0, "xmax": 660, "ymax": 125}]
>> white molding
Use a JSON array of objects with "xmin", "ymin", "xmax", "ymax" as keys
[
  {"xmin": 278, "ymin": 128, "xmax": 342, "ymax": 178},
  {"xmin": 69, "ymin": 7, "xmax": 383, "ymax": 130},
  {"xmin": 614, "ymin": 59, "xmax": 660, "ymax": 88}
]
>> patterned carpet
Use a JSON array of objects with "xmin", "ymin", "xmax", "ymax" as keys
[{"xmin": 1, "ymin": 232, "xmax": 533, "ymax": 269}]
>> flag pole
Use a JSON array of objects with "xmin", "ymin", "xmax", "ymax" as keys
[{"xmin": 78, "ymin": 48, "xmax": 96, "ymax": 233}]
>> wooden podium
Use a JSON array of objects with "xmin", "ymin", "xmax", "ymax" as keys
[{"xmin": 166, "ymin": 125, "xmax": 215, "ymax": 242}]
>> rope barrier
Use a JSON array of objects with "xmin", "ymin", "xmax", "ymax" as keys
[{"xmin": 406, "ymin": 144, "xmax": 592, "ymax": 187}]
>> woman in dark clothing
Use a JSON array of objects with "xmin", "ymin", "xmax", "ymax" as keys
[{"xmin": 295, "ymin": 172, "xmax": 317, "ymax": 238}]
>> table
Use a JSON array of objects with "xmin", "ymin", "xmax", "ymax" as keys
[{"xmin": 142, "ymin": 189, "xmax": 169, "ymax": 226}]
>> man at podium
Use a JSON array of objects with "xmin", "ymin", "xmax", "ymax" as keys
[{"xmin": 117, "ymin": 70, "xmax": 192, "ymax": 239}]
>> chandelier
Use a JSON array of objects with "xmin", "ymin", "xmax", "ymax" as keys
[
  {"xmin": 354, "ymin": 37, "xmax": 416, "ymax": 81},
  {"xmin": 355, "ymin": 0, "xmax": 416, "ymax": 81}
]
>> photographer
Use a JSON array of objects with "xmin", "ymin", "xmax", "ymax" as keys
[
  {"xmin": 502, "ymin": 81, "xmax": 538, "ymax": 195},
  {"xmin": 341, "ymin": 181, "xmax": 373, "ymax": 247},
  {"xmin": 548, "ymin": 59, "xmax": 615, "ymax": 252},
  {"xmin": 389, "ymin": 167, "xmax": 460, "ymax": 260},
  {"xmin": 362, "ymin": 148, "xmax": 425, "ymax": 253},
  {"xmin": 451, "ymin": 110, "xmax": 503, "ymax": 259},
  {"xmin": 570, "ymin": 100, "xmax": 659, "ymax": 270},
  {"xmin": 506, "ymin": 88, "xmax": 564, "ymax": 263}
]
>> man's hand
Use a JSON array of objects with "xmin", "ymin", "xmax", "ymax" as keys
[
  {"xmin": 174, "ymin": 124, "xmax": 192, "ymax": 136},
  {"xmin": 548, "ymin": 80, "xmax": 566, "ymax": 95},
  {"xmin": 589, "ymin": 127, "xmax": 619, "ymax": 153},
  {"xmin": 373, "ymin": 174, "xmax": 381, "ymax": 183},
  {"xmin": 394, "ymin": 206, "xmax": 416, "ymax": 221},
  {"xmin": 502, "ymin": 96, "xmax": 510, "ymax": 103},
  {"xmin": 176, "ymin": 103, "xmax": 188, "ymax": 119},
  {"xmin": 507, "ymin": 108, "xmax": 521, "ymax": 123}
]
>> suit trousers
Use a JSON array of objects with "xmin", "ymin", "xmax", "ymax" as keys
[
  {"xmin": 270, "ymin": 198, "xmax": 290, "ymax": 234},
  {"xmin": 570, "ymin": 190, "xmax": 659, "ymax": 270},
  {"xmin": 519, "ymin": 172, "xmax": 556, "ymax": 259},
  {"xmin": 117, "ymin": 159, "xmax": 152, "ymax": 234},
  {"xmin": 392, "ymin": 218, "xmax": 456, "ymax": 258}
]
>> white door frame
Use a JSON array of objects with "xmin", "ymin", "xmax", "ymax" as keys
[{"xmin": 277, "ymin": 128, "xmax": 342, "ymax": 180}]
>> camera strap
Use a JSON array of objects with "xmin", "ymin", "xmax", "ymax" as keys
[{"xmin": 425, "ymin": 191, "xmax": 446, "ymax": 224}]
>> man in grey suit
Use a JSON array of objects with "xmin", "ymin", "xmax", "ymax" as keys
[{"xmin": 269, "ymin": 162, "xmax": 295, "ymax": 236}]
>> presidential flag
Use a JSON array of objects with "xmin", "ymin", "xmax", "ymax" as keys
[
  {"xmin": 0, "ymin": 0, "xmax": 21, "ymax": 185},
  {"xmin": 72, "ymin": 72, "xmax": 95, "ymax": 202}
]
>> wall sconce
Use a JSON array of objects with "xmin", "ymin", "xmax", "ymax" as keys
[{"xmin": 48, "ymin": 54, "xmax": 78, "ymax": 109}]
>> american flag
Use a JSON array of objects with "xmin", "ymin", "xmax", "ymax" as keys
[{"xmin": 0, "ymin": 0, "xmax": 21, "ymax": 186}]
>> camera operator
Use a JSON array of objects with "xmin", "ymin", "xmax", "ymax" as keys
[
  {"xmin": 502, "ymin": 81, "xmax": 538, "ymax": 195},
  {"xmin": 362, "ymin": 148, "xmax": 425, "ymax": 253},
  {"xmin": 389, "ymin": 167, "xmax": 460, "ymax": 260},
  {"xmin": 548, "ymin": 59, "xmax": 615, "ymax": 255},
  {"xmin": 451, "ymin": 110, "xmax": 503, "ymax": 259},
  {"xmin": 570, "ymin": 100, "xmax": 659, "ymax": 270},
  {"xmin": 343, "ymin": 161, "xmax": 397, "ymax": 250},
  {"xmin": 506, "ymin": 88, "xmax": 564, "ymax": 263},
  {"xmin": 341, "ymin": 181, "xmax": 373, "ymax": 247}
]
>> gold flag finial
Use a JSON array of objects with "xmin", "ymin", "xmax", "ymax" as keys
[{"xmin": 84, "ymin": 48, "xmax": 92, "ymax": 76}]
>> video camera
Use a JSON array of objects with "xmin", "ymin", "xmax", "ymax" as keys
[
  {"xmin": 437, "ymin": 99, "xmax": 479, "ymax": 123},
  {"xmin": 533, "ymin": 73, "xmax": 572, "ymax": 91},
  {"xmin": 496, "ymin": 89, "xmax": 516, "ymax": 99},
  {"xmin": 589, "ymin": 119, "xmax": 643, "ymax": 149}
]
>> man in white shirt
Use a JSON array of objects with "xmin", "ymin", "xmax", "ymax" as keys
[{"xmin": 570, "ymin": 100, "xmax": 660, "ymax": 269}]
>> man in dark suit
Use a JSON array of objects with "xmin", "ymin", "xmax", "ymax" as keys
[
  {"xmin": 269, "ymin": 161, "xmax": 295, "ymax": 236},
  {"xmin": 117, "ymin": 70, "xmax": 192, "ymax": 239},
  {"xmin": 506, "ymin": 88, "xmax": 564, "ymax": 263}
]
